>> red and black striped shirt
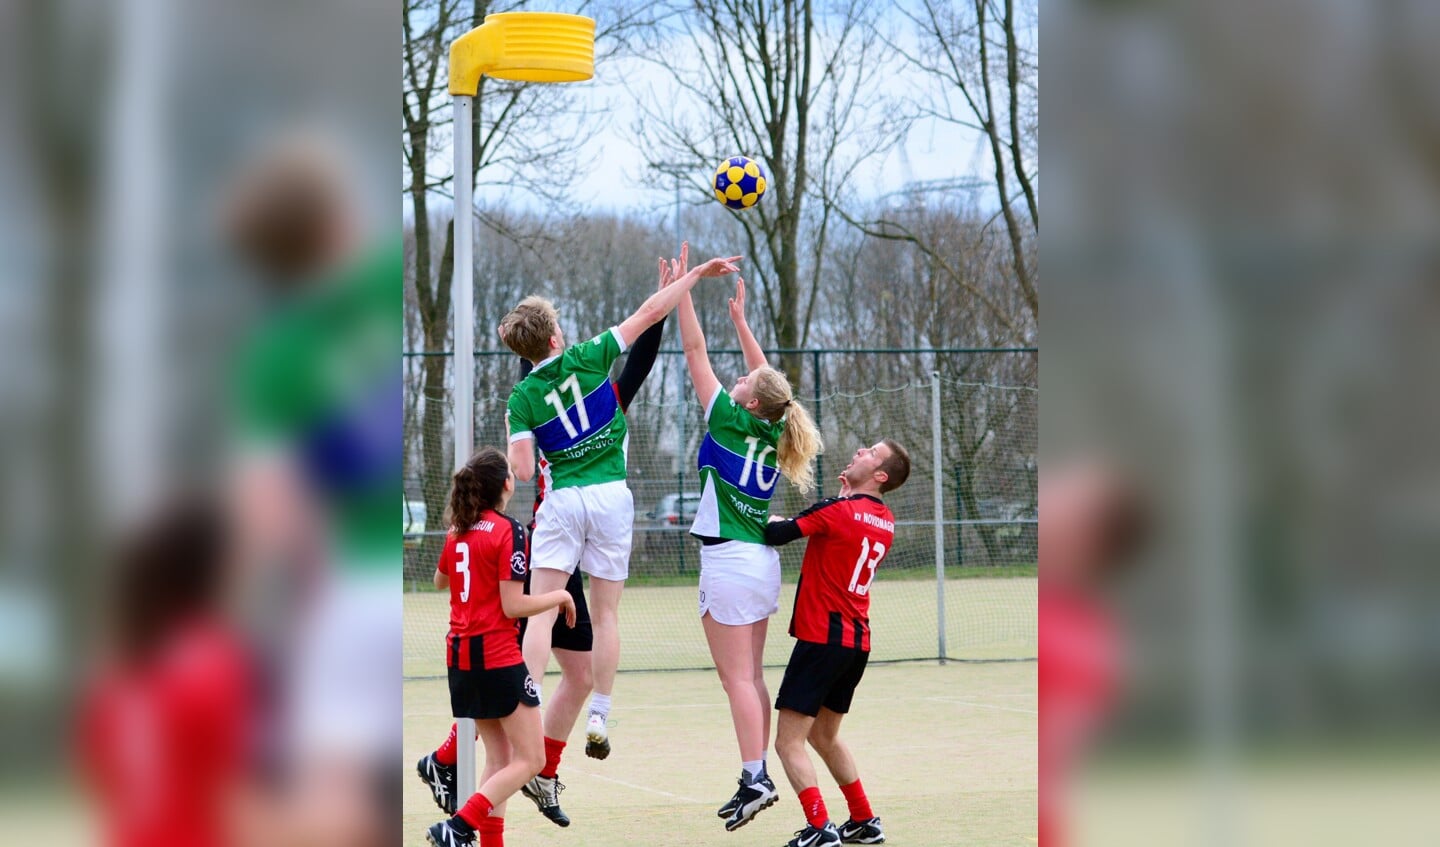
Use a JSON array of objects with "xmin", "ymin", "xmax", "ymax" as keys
[
  {"xmin": 765, "ymin": 494, "xmax": 896, "ymax": 652},
  {"xmin": 437, "ymin": 510, "xmax": 529, "ymax": 670}
]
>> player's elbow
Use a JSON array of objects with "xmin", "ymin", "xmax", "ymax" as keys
[
  {"xmin": 513, "ymin": 463, "xmax": 535, "ymax": 483},
  {"xmin": 433, "ymin": 570, "xmax": 449, "ymax": 591}
]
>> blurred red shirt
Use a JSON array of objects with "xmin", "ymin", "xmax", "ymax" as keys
[
  {"xmin": 1039, "ymin": 586, "xmax": 1120, "ymax": 847},
  {"xmin": 78, "ymin": 620, "xmax": 254, "ymax": 847}
]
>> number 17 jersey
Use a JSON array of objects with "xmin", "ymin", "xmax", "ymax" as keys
[{"xmin": 507, "ymin": 327, "xmax": 629, "ymax": 490}]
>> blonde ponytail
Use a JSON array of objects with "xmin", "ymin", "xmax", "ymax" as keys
[
  {"xmin": 748, "ymin": 366, "xmax": 824, "ymax": 494},
  {"xmin": 777, "ymin": 399, "xmax": 822, "ymax": 494}
]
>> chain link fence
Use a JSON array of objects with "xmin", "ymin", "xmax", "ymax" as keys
[{"xmin": 403, "ymin": 347, "xmax": 1036, "ymax": 678}]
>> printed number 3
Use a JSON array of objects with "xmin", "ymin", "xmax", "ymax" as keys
[
  {"xmin": 543, "ymin": 374, "xmax": 591, "ymax": 438},
  {"xmin": 456, "ymin": 542, "xmax": 471, "ymax": 602},
  {"xmin": 848, "ymin": 536, "xmax": 885, "ymax": 596}
]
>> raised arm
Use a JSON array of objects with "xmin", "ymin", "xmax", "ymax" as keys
[
  {"xmin": 728, "ymin": 278, "xmax": 768, "ymax": 371},
  {"xmin": 615, "ymin": 242, "xmax": 741, "ymax": 347},
  {"xmin": 677, "ymin": 281, "xmax": 722, "ymax": 406},
  {"xmin": 614, "ymin": 315, "xmax": 665, "ymax": 411}
]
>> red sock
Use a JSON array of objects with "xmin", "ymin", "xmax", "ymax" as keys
[
  {"xmin": 456, "ymin": 793, "xmax": 494, "ymax": 829},
  {"xmin": 435, "ymin": 723, "xmax": 459, "ymax": 766},
  {"xmin": 798, "ymin": 786, "xmax": 829, "ymax": 829},
  {"xmin": 540, "ymin": 736, "xmax": 566, "ymax": 779},
  {"xmin": 476, "ymin": 815, "xmax": 505, "ymax": 847},
  {"xmin": 839, "ymin": 779, "xmax": 873, "ymax": 821}
]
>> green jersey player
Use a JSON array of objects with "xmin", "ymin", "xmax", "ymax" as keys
[
  {"xmin": 500, "ymin": 249, "xmax": 742, "ymax": 761},
  {"xmin": 668, "ymin": 243, "xmax": 823, "ymax": 832}
]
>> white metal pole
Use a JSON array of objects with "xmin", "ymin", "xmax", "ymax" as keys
[
  {"xmin": 452, "ymin": 93, "xmax": 477, "ymax": 805},
  {"xmin": 932, "ymin": 371, "xmax": 947, "ymax": 663}
]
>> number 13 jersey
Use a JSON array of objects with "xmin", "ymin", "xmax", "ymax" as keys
[
  {"xmin": 789, "ymin": 494, "xmax": 896, "ymax": 651},
  {"xmin": 507, "ymin": 327, "xmax": 630, "ymax": 490}
]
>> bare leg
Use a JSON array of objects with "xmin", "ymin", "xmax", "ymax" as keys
[
  {"xmin": 702, "ymin": 613, "xmax": 768, "ymax": 761},
  {"xmin": 544, "ymin": 648, "xmax": 594, "ymax": 743},
  {"xmin": 474, "ymin": 720, "xmax": 512, "ymax": 817},
  {"xmin": 806, "ymin": 707, "xmax": 859, "ymax": 786},
  {"xmin": 750, "ymin": 618, "xmax": 771, "ymax": 759},
  {"xmin": 521, "ymin": 568, "xmax": 570, "ymax": 685},
  {"xmin": 474, "ymin": 705, "xmax": 546, "ymax": 814},
  {"xmin": 774, "ymin": 708, "xmax": 819, "ymax": 795},
  {"xmin": 587, "ymin": 576, "xmax": 624, "ymax": 699}
]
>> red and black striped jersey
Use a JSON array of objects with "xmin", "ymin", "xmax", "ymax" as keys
[
  {"xmin": 773, "ymin": 494, "xmax": 896, "ymax": 651},
  {"xmin": 436, "ymin": 509, "xmax": 529, "ymax": 669}
]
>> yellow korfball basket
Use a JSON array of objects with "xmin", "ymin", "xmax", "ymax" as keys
[{"xmin": 449, "ymin": 11, "xmax": 596, "ymax": 94}]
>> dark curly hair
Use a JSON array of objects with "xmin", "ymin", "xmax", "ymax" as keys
[{"xmin": 447, "ymin": 447, "xmax": 511, "ymax": 531}]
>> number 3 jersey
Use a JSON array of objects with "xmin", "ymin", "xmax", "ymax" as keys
[
  {"xmin": 789, "ymin": 494, "xmax": 896, "ymax": 651},
  {"xmin": 507, "ymin": 327, "xmax": 630, "ymax": 490},
  {"xmin": 436, "ymin": 510, "xmax": 529, "ymax": 670},
  {"xmin": 692, "ymin": 386, "xmax": 787, "ymax": 543}
]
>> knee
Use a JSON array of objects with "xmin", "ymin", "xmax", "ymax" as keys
[
  {"xmin": 519, "ymin": 746, "xmax": 545, "ymax": 776},
  {"xmin": 774, "ymin": 730, "xmax": 806, "ymax": 757},
  {"xmin": 573, "ymin": 662, "xmax": 594, "ymax": 691},
  {"xmin": 808, "ymin": 729, "xmax": 837, "ymax": 755}
]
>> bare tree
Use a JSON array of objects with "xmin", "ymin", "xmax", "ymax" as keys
[
  {"xmin": 847, "ymin": 0, "xmax": 1038, "ymax": 335},
  {"xmin": 403, "ymin": 0, "xmax": 650, "ymax": 559},
  {"xmin": 630, "ymin": 0, "xmax": 908, "ymax": 383}
]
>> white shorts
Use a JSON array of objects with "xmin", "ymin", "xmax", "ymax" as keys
[
  {"xmin": 531, "ymin": 480, "xmax": 633, "ymax": 581},
  {"xmin": 698, "ymin": 540, "xmax": 781, "ymax": 625},
  {"xmin": 290, "ymin": 573, "xmax": 400, "ymax": 759}
]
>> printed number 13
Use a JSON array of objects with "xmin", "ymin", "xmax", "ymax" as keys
[
  {"xmin": 848, "ymin": 536, "xmax": 885, "ymax": 596},
  {"xmin": 544, "ymin": 374, "xmax": 591, "ymax": 438}
]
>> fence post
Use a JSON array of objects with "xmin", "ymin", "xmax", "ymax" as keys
[
  {"xmin": 451, "ymin": 93, "xmax": 477, "ymax": 804},
  {"xmin": 812, "ymin": 350, "xmax": 823, "ymax": 488},
  {"xmin": 932, "ymin": 371, "xmax": 946, "ymax": 664}
]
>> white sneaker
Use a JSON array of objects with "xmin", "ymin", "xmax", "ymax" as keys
[{"xmin": 585, "ymin": 712, "xmax": 611, "ymax": 760}]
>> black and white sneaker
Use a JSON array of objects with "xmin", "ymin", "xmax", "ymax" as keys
[
  {"xmin": 519, "ymin": 774, "xmax": 571, "ymax": 827},
  {"xmin": 837, "ymin": 816, "xmax": 886, "ymax": 844},
  {"xmin": 717, "ymin": 788, "xmax": 742, "ymax": 819},
  {"xmin": 425, "ymin": 818, "xmax": 475, "ymax": 847},
  {"xmin": 786, "ymin": 822, "xmax": 841, "ymax": 847},
  {"xmin": 722, "ymin": 775, "xmax": 779, "ymax": 831},
  {"xmin": 416, "ymin": 753, "xmax": 457, "ymax": 815}
]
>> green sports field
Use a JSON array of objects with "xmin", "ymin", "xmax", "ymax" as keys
[
  {"xmin": 404, "ymin": 577, "xmax": 1037, "ymax": 678},
  {"xmin": 404, "ymin": 662, "xmax": 1036, "ymax": 847},
  {"xmin": 402, "ymin": 579, "xmax": 1037, "ymax": 846}
]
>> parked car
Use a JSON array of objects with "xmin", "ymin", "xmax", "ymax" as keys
[
  {"xmin": 403, "ymin": 498, "xmax": 428, "ymax": 549},
  {"xmin": 647, "ymin": 492, "xmax": 703, "ymax": 526},
  {"xmin": 641, "ymin": 492, "xmax": 703, "ymax": 559}
]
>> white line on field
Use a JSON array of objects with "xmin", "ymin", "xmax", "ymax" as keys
[
  {"xmin": 619, "ymin": 698, "xmax": 1035, "ymax": 715},
  {"xmin": 919, "ymin": 697, "xmax": 1037, "ymax": 715},
  {"xmin": 568, "ymin": 767, "xmax": 707, "ymax": 804}
]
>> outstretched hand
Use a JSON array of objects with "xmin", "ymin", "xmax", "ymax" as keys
[
  {"xmin": 658, "ymin": 256, "xmax": 674, "ymax": 289},
  {"xmin": 728, "ymin": 278, "xmax": 747, "ymax": 324},
  {"xmin": 691, "ymin": 255, "xmax": 743, "ymax": 278}
]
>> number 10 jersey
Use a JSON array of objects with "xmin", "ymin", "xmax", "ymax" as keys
[{"xmin": 691, "ymin": 386, "xmax": 787, "ymax": 544}]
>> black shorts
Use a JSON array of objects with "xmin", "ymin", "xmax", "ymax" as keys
[
  {"xmin": 448, "ymin": 661, "xmax": 541, "ymax": 720},
  {"xmin": 517, "ymin": 567, "xmax": 593, "ymax": 652},
  {"xmin": 774, "ymin": 641, "xmax": 870, "ymax": 717}
]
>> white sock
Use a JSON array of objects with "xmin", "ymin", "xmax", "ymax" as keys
[
  {"xmin": 589, "ymin": 693, "xmax": 612, "ymax": 718},
  {"xmin": 742, "ymin": 759, "xmax": 765, "ymax": 783}
]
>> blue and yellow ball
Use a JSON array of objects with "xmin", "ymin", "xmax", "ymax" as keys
[{"xmin": 713, "ymin": 156, "xmax": 767, "ymax": 210}]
